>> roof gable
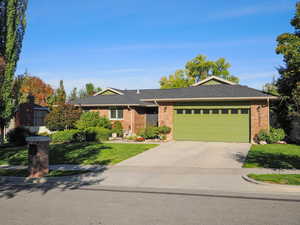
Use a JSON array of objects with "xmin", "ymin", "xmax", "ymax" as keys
[
  {"xmin": 94, "ymin": 88, "xmax": 124, "ymax": 96},
  {"xmin": 192, "ymin": 76, "xmax": 236, "ymax": 86}
]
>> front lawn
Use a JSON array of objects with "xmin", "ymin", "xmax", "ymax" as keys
[
  {"xmin": 243, "ymin": 144, "xmax": 300, "ymax": 169},
  {"xmin": 248, "ymin": 174, "xmax": 300, "ymax": 185},
  {"xmin": 0, "ymin": 142, "xmax": 158, "ymax": 166},
  {"xmin": 0, "ymin": 169, "xmax": 92, "ymax": 177}
]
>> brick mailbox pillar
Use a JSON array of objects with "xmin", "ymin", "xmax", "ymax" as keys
[{"xmin": 26, "ymin": 136, "xmax": 51, "ymax": 178}]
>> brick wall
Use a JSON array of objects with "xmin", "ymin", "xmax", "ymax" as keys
[
  {"xmin": 90, "ymin": 107, "xmax": 145, "ymax": 134},
  {"xmin": 250, "ymin": 100, "xmax": 269, "ymax": 142},
  {"xmin": 121, "ymin": 108, "xmax": 132, "ymax": 132},
  {"xmin": 132, "ymin": 107, "xmax": 146, "ymax": 134},
  {"xmin": 91, "ymin": 108, "xmax": 109, "ymax": 117},
  {"xmin": 17, "ymin": 103, "xmax": 35, "ymax": 126},
  {"xmin": 158, "ymin": 103, "xmax": 174, "ymax": 140}
]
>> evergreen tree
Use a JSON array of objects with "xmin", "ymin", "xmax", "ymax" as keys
[
  {"xmin": 68, "ymin": 87, "xmax": 78, "ymax": 103},
  {"xmin": 55, "ymin": 80, "xmax": 66, "ymax": 104},
  {"xmin": 0, "ymin": 0, "xmax": 28, "ymax": 142},
  {"xmin": 275, "ymin": 2, "xmax": 300, "ymax": 133}
]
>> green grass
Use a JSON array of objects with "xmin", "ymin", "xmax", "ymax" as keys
[
  {"xmin": 0, "ymin": 169, "xmax": 92, "ymax": 177},
  {"xmin": 248, "ymin": 174, "xmax": 300, "ymax": 185},
  {"xmin": 243, "ymin": 144, "xmax": 300, "ymax": 169},
  {"xmin": 0, "ymin": 142, "xmax": 158, "ymax": 166}
]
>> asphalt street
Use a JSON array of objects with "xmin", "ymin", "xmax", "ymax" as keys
[{"xmin": 1, "ymin": 185, "xmax": 300, "ymax": 225}]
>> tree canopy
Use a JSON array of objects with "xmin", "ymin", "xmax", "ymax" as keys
[
  {"xmin": 160, "ymin": 54, "xmax": 239, "ymax": 89},
  {"xmin": 79, "ymin": 83, "xmax": 102, "ymax": 98},
  {"xmin": 160, "ymin": 69, "xmax": 193, "ymax": 89},
  {"xmin": 45, "ymin": 104, "xmax": 82, "ymax": 131},
  {"xmin": 68, "ymin": 87, "xmax": 78, "ymax": 103},
  {"xmin": 17, "ymin": 75, "xmax": 54, "ymax": 106},
  {"xmin": 0, "ymin": 0, "xmax": 28, "ymax": 140},
  {"xmin": 275, "ymin": 2, "xmax": 300, "ymax": 127},
  {"xmin": 56, "ymin": 80, "xmax": 66, "ymax": 104}
]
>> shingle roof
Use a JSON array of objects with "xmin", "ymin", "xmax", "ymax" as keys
[{"xmin": 72, "ymin": 84, "xmax": 277, "ymax": 106}]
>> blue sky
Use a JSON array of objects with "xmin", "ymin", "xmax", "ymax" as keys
[{"xmin": 16, "ymin": 0, "xmax": 297, "ymax": 93}]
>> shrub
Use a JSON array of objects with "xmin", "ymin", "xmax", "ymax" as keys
[
  {"xmin": 268, "ymin": 127, "xmax": 286, "ymax": 144},
  {"xmin": 157, "ymin": 126, "xmax": 171, "ymax": 135},
  {"xmin": 99, "ymin": 116, "xmax": 112, "ymax": 129},
  {"xmin": 257, "ymin": 129, "xmax": 269, "ymax": 142},
  {"xmin": 257, "ymin": 128, "xmax": 286, "ymax": 144},
  {"xmin": 50, "ymin": 129, "xmax": 85, "ymax": 143},
  {"xmin": 112, "ymin": 121, "xmax": 123, "ymax": 137},
  {"xmin": 126, "ymin": 135, "xmax": 137, "ymax": 141},
  {"xmin": 45, "ymin": 104, "xmax": 82, "ymax": 131},
  {"xmin": 75, "ymin": 112, "xmax": 112, "ymax": 130},
  {"xmin": 7, "ymin": 127, "xmax": 35, "ymax": 146},
  {"xmin": 84, "ymin": 127, "xmax": 112, "ymax": 142},
  {"xmin": 138, "ymin": 127, "xmax": 159, "ymax": 139}
]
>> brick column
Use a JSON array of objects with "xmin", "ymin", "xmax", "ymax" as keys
[
  {"xmin": 158, "ymin": 103, "xmax": 174, "ymax": 140},
  {"xmin": 250, "ymin": 101, "xmax": 269, "ymax": 142},
  {"xmin": 26, "ymin": 136, "xmax": 51, "ymax": 178}
]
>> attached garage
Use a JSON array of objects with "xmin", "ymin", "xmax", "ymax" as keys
[
  {"xmin": 74, "ymin": 76, "xmax": 278, "ymax": 143},
  {"xmin": 173, "ymin": 103, "xmax": 250, "ymax": 142}
]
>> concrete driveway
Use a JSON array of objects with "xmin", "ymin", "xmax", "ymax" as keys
[
  {"xmin": 117, "ymin": 141, "xmax": 251, "ymax": 168},
  {"xmin": 97, "ymin": 142, "xmax": 300, "ymax": 194}
]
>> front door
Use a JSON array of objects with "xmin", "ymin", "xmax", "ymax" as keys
[{"xmin": 146, "ymin": 107, "xmax": 158, "ymax": 127}]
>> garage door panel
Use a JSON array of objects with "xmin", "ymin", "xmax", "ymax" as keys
[{"xmin": 174, "ymin": 112, "xmax": 249, "ymax": 142}]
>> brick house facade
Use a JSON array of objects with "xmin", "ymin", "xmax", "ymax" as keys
[
  {"xmin": 10, "ymin": 97, "xmax": 50, "ymax": 134},
  {"xmin": 73, "ymin": 77, "xmax": 277, "ymax": 143}
]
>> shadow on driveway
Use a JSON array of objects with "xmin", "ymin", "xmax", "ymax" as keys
[{"xmin": 0, "ymin": 169, "xmax": 107, "ymax": 199}]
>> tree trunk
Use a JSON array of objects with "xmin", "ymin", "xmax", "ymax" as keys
[{"xmin": 0, "ymin": 124, "xmax": 4, "ymax": 144}]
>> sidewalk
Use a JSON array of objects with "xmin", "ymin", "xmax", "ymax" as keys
[
  {"xmin": 0, "ymin": 164, "xmax": 105, "ymax": 171},
  {"xmin": 1, "ymin": 165, "xmax": 300, "ymax": 195}
]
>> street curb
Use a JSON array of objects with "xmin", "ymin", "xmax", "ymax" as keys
[
  {"xmin": 0, "ymin": 169, "xmax": 106, "ymax": 185},
  {"xmin": 242, "ymin": 175, "xmax": 300, "ymax": 189}
]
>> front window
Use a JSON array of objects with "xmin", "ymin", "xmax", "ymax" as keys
[
  {"xmin": 110, "ymin": 108, "xmax": 123, "ymax": 120},
  {"xmin": 33, "ymin": 110, "xmax": 48, "ymax": 126}
]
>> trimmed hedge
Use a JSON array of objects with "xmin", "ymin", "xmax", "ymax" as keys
[
  {"xmin": 84, "ymin": 127, "xmax": 112, "ymax": 142},
  {"xmin": 50, "ymin": 130, "xmax": 85, "ymax": 143},
  {"xmin": 75, "ymin": 112, "xmax": 112, "ymax": 130},
  {"xmin": 51, "ymin": 128, "xmax": 112, "ymax": 144},
  {"xmin": 138, "ymin": 126, "xmax": 171, "ymax": 139},
  {"xmin": 138, "ymin": 127, "xmax": 159, "ymax": 139}
]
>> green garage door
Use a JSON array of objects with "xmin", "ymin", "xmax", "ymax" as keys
[{"xmin": 174, "ymin": 107, "xmax": 250, "ymax": 142}]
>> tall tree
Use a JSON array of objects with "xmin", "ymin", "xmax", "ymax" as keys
[
  {"xmin": 262, "ymin": 76, "xmax": 278, "ymax": 96},
  {"xmin": 160, "ymin": 54, "xmax": 239, "ymax": 89},
  {"xmin": 54, "ymin": 80, "xmax": 66, "ymax": 104},
  {"xmin": 160, "ymin": 69, "xmax": 193, "ymax": 89},
  {"xmin": 0, "ymin": 0, "xmax": 28, "ymax": 142},
  {"xmin": 79, "ymin": 83, "xmax": 101, "ymax": 98},
  {"xmin": 185, "ymin": 54, "xmax": 239, "ymax": 83},
  {"xmin": 68, "ymin": 87, "xmax": 78, "ymax": 103},
  {"xmin": 19, "ymin": 75, "xmax": 54, "ymax": 106},
  {"xmin": 275, "ymin": 2, "xmax": 300, "ymax": 135}
]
